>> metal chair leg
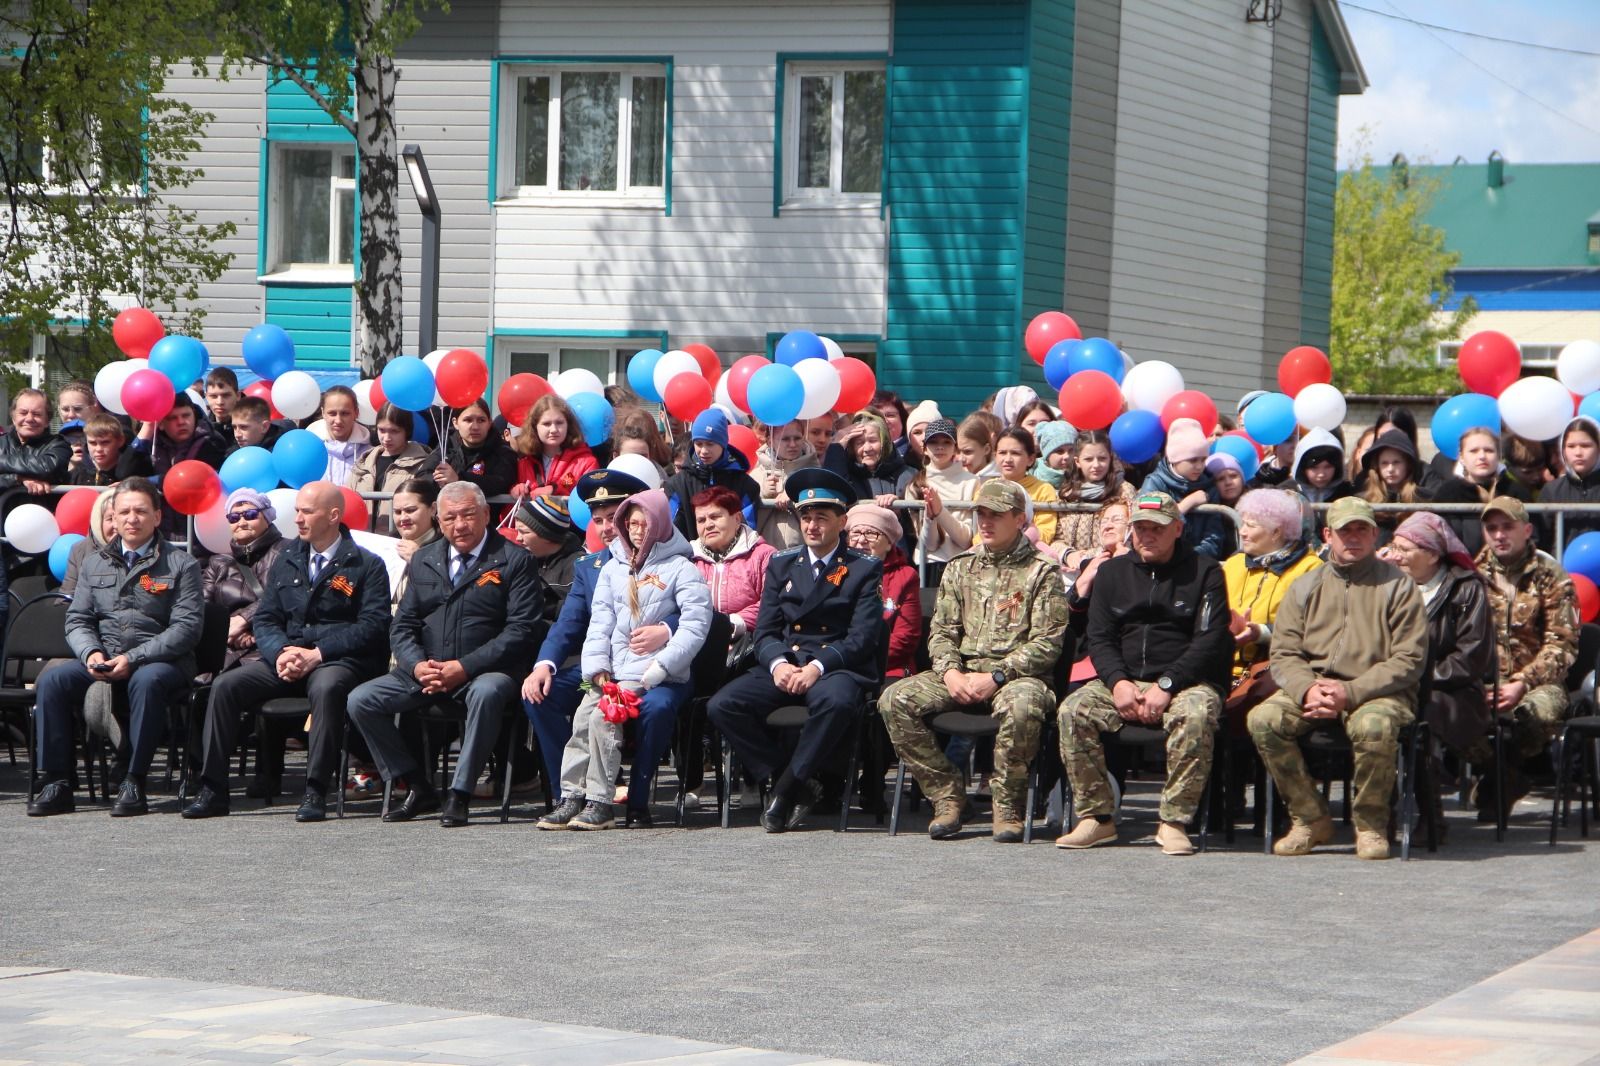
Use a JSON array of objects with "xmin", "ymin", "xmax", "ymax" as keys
[
  {"xmin": 1494, "ymin": 718, "xmax": 1508, "ymax": 841},
  {"xmin": 1396, "ymin": 732, "xmax": 1412, "ymax": 862},
  {"xmin": 889, "ymin": 759, "xmax": 906, "ymax": 836},
  {"xmin": 720, "ymin": 741, "xmax": 733, "ymax": 829},
  {"xmin": 1263, "ymin": 771, "xmax": 1275, "ymax": 855},
  {"xmin": 1022, "ymin": 759, "xmax": 1038, "ymax": 845},
  {"xmin": 1549, "ymin": 726, "xmax": 1568, "ymax": 846}
]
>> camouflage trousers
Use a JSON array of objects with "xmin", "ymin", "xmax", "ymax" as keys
[
  {"xmin": 1248, "ymin": 691, "xmax": 1413, "ymax": 834},
  {"xmin": 1465, "ymin": 683, "xmax": 1567, "ymax": 764},
  {"xmin": 878, "ymin": 672, "xmax": 1051, "ymax": 811},
  {"xmin": 1058, "ymin": 680, "xmax": 1219, "ymax": 824}
]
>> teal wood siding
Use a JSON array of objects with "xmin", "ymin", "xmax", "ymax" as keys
[
  {"xmin": 264, "ymin": 285, "xmax": 353, "ymax": 368},
  {"xmin": 1301, "ymin": 16, "xmax": 1337, "ymax": 348},
  {"xmin": 1020, "ymin": 0, "xmax": 1073, "ymax": 394},
  {"xmin": 884, "ymin": 0, "xmax": 1028, "ymax": 410},
  {"xmin": 266, "ymin": 75, "xmax": 354, "ymax": 139}
]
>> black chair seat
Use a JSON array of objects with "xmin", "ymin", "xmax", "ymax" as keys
[
  {"xmin": 260, "ymin": 697, "xmax": 312, "ymax": 717},
  {"xmin": 765, "ymin": 704, "xmax": 809, "ymax": 730},
  {"xmin": 1549, "ymin": 716, "xmax": 1600, "ymax": 844},
  {"xmin": 1113, "ymin": 724, "xmax": 1166, "ymax": 747},
  {"xmin": 928, "ymin": 710, "xmax": 1000, "ymax": 738}
]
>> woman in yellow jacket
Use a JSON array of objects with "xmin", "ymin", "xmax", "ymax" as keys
[{"xmin": 1223, "ymin": 488, "xmax": 1323, "ymax": 682}]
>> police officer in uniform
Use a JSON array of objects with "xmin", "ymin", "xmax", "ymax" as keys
[{"xmin": 707, "ymin": 468, "xmax": 884, "ymax": 832}]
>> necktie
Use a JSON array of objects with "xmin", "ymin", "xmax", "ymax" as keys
[
  {"xmin": 310, "ymin": 553, "xmax": 325, "ymax": 583},
  {"xmin": 814, "ymin": 557, "xmax": 826, "ymax": 582},
  {"xmin": 454, "ymin": 553, "xmax": 474, "ymax": 586},
  {"xmin": 124, "ymin": 550, "xmax": 139, "ymax": 569}
]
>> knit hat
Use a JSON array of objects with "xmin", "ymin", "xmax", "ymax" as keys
[
  {"xmin": 1165, "ymin": 418, "xmax": 1210, "ymax": 464},
  {"xmin": 923, "ymin": 417, "xmax": 958, "ymax": 443},
  {"xmin": 1205, "ymin": 452, "xmax": 1242, "ymax": 478},
  {"xmin": 691, "ymin": 408, "xmax": 730, "ymax": 449},
  {"xmin": 1236, "ymin": 389, "xmax": 1270, "ymax": 417},
  {"xmin": 514, "ymin": 493, "xmax": 575, "ymax": 543},
  {"xmin": 906, "ymin": 400, "xmax": 942, "ymax": 433},
  {"xmin": 846, "ymin": 502, "xmax": 901, "ymax": 544},
  {"xmin": 224, "ymin": 487, "xmax": 276, "ymax": 524},
  {"xmin": 1032, "ymin": 420, "xmax": 1078, "ymax": 460}
]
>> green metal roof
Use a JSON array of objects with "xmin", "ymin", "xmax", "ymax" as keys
[{"xmin": 1366, "ymin": 161, "xmax": 1600, "ymax": 270}]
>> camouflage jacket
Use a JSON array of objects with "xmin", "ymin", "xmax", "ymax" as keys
[
  {"xmin": 1475, "ymin": 545, "xmax": 1578, "ymax": 690},
  {"xmin": 928, "ymin": 534, "xmax": 1068, "ymax": 682}
]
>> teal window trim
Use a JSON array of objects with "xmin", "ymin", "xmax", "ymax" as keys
[
  {"xmin": 255, "ymin": 139, "xmax": 270, "ymax": 276},
  {"xmin": 487, "ymin": 55, "xmax": 674, "ymax": 214},
  {"xmin": 266, "ymin": 124, "xmax": 355, "ymax": 143},
  {"xmin": 257, "ymin": 136, "xmax": 361, "ymax": 279},
  {"xmin": 772, "ymin": 52, "xmax": 890, "ymax": 218},
  {"xmin": 763, "ymin": 331, "xmax": 880, "ymax": 358},
  {"xmin": 488, "ymin": 327, "xmax": 670, "ymax": 349},
  {"xmin": 1014, "ymin": 5, "xmax": 1032, "ymax": 360}
]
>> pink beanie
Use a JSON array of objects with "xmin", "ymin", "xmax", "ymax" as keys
[{"xmin": 1165, "ymin": 418, "xmax": 1210, "ymax": 464}]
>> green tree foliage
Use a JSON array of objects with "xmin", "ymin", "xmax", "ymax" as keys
[
  {"xmin": 0, "ymin": 0, "xmax": 236, "ymax": 385},
  {"xmin": 1332, "ymin": 152, "xmax": 1477, "ymax": 395}
]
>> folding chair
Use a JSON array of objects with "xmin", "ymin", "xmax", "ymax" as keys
[
  {"xmin": 6, "ymin": 595, "xmax": 77, "ymax": 797},
  {"xmin": 673, "ymin": 611, "xmax": 731, "ymax": 824}
]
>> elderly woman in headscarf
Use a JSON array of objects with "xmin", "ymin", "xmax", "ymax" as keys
[
  {"xmin": 1387, "ymin": 510, "xmax": 1494, "ymax": 842},
  {"xmin": 993, "ymin": 385, "xmax": 1039, "ymax": 430}
]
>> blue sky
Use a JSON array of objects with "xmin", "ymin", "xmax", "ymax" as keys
[{"xmin": 1337, "ymin": 0, "xmax": 1600, "ymax": 166}]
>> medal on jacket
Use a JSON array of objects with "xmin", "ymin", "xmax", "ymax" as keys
[
  {"xmin": 476, "ymin": 569, "xmax": 502, "ymax": 587},
  {"xmin": 329, "ymin": 575, "xmax": 355, "ymax": 597}
]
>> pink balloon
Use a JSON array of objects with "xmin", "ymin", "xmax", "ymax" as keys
[{"xmin": 122, "ymin": 368, "xmax": 176, "ymax": 423}]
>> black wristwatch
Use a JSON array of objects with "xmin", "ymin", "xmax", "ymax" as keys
[
  {"xmin": 1157, "ymin": 675, "xmax": 1175, "ymax": 692},
  {"xmin": 990, "ymin": 669, "xmax": 1007, "ymax": 688}
]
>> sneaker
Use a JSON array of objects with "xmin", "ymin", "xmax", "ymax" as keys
[
  {"xmin": 537, "ymin": 793, "xmax": 586, "ymax": 830},
  {"xmin": 1055, "ymin": 817, "xmax": 1117, "ymax": 849},
  {"xmin": 1155, "ymin": 821, "xmax": 1196, "ymax": 856},
  {"xmin": 1273, "ymin": 815, "xmax": 1335, "ymax": 856},
  {"xmin": 26, "ymin": 780, "xmax": 74, "ymax": 817},
  {"xmin": 681, "ymin": 791, "xmax": 701, "ymax": 811},
  {"xmin": 571, "ymin": 801, "xmax": 615, "ymax": 830},
  {"xmin": 1355, "ymin": 829, "xmax": 1391, "ymax": 860}
]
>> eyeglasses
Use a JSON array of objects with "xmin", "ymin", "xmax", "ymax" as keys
[
  {"xmin": 847, "ymin": 528, "xmax": 884, "ymax": 542},
  {"xmin": 225, "ymin": 509, "xmax": 263, "ymax": 523}
]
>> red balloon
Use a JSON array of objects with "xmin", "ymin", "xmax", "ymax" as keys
[
  {"xmin": 1160, "ymin": 390, "xmax": 1219, "ymax": 436},
  {"xmin": 498, "ymin": 372, "xmax": 552, "ymax": 426},
  {"xmin": 244, "ymin": 380, "xmax": 283, "ymax": 419},
  {"xmin": 122, "ymin": 368, "xmax": 176, "ymax": 423},
  {"xmin": 436, "ymin": 348, "xmax": 490, "ymax": 409},
  {"xmin": 55, "ymin": 487, "xmax": 101, "ymax": 536},
  {"xmin": 163, "ymin": 460, "xmax": 222, "ymax": 516},
  {"xmin": 1458, "ymin": 331, "xmax": 1522, "ymax": 397},
  {"xmin": 1575, "ymin": 573, "xmax": 1600, "ymax": 624},
  {"xmin": 1057, "ymin": 370, "xmax": 1124, "ymax": 431},
  {"xmin": 368, "ymin": 377, "xmax": 387, "ymax": 414},
  {"xmin": 112, "ymin": 307, "xmax": 165, "ymax": 359},
  {"xmin": 1277, "ymin": 346, "xmax": 1332, "ymax": 397},
  {"xmin": 727, "ymin": 424, "xmax": 760, "ymax": 469},
  {"xmin": 832, "ymin": 357, "xmax": 877, "ymax": 413},
  {"xmin": 663, "ymin": 372, "xmax": 713, "ymax": 422},
  {"xmin": 1025, "ymin": 311, "xmax": 1082, "ymax": 366},
  {"xmin": 338, "ymin": 487, "xmax": 371, "ymax": 532},
  {"xmin": 682, "ymin": 343, "xmax": 721, "ymax": 386},
  {"xmin": 726, "ymin": 355, "xmax": 769, "ymax": 414}
]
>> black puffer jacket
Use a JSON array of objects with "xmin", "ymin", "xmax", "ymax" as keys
[
  {"xmin": 0, "ymin": 428, "xmax": 71, "ymax": 490},
  {"xmin": 1084, "ymin": 540, "xmax": 1232, "ymax": 694},
  {"xmin": 391, "ymin": 533, "xmax": 544, "ymax": 682},
  {"xmin": 443, "ymin": 434, "xmax": 517, "ymax": 499},
  {"xmin": 201, "ymin": 527, "xmax": 288, "ymax": 671},
  {"xmin": 1420, "ymin": 564, "xmax": 1494, "ymax": 755},
  {"xmin": 253, "ymin": 529, "xmax": 391, "ymax": 672}
]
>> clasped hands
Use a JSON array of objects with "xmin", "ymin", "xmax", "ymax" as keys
[
  {"xmin": 1111, "ymin": 679, "xmax": 1170, "ymax": 725},
  {"xmin": 275, "ymin": 646, "xmax": 323, "ymax": 682},
  {"xmin": 1300, "ymin": 678, "xmax": 1349, "ymax": 720},
  {"xmin": 772, "ymin": 661, "xmax": 822, "ymax": 695},
  {"xmin": 413, "ymin": 658, "xmax": 467, "ymax": 695},
  {"xmin": 942, "ymin": 669, "xmax": 1000, "ymax": 708}
]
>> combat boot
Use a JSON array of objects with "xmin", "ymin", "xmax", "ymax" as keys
[
  {"xmin": 927, "ymin": 797, "xmax": 965, "ymax": 840},
  {"xmin": 1054, "ymin": 817, "xmax": 1116, "ymax": 849},
  {"xmin": 992, "ymin": 806, "xmax": 1024, "ymax": 844},
  {"xmin": 1272, "ymin": 814, "xmax": 1334, "ymax": 856},
  {"xmin": 1355, "ymin": 829, "xmax": 1391, "ymax": 860}
]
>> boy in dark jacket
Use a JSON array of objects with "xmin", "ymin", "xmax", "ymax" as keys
[
  {"xmin": 662, "ymin": 408, "xmax": 761, "ymax": 541},
  {"xmin": 72, "ymin": 413, "xmax": 155, "ymax": 486},
  {"xmin": 1139, "ymin": 418, "xmax": 1227, "ymax": 559}
]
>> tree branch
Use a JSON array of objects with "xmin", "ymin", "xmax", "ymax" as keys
[{"xmin": 242, "ymin": 30, "xmax": 358, "ymax": 137}]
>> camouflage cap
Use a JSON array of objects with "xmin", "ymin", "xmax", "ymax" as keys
[
  {"xmin": 1481, "ymin": 495, "xmax": 1529, "ymax": 524},
  {"xmin": 1130, "ymin": 491, "xmax": 1181, "ymax": 526},
  {"xmin": 972, "ymin": 479, "xmax": 1028, "ymax": 514},
  {"xmin": 1326, "ymin": 496, "xmax": 1377, "ymax": 530}
]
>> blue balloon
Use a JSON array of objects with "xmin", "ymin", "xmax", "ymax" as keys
[
  {"xmin": 747, "ymin": 363, "xmax": 805, "ymax": 425},
  {"xmin": 48, "ymin": 534, "xmax": 85, "ymax": 583},
  {"xmin": 1068, "ymin": 337, "xmax": 1126, "ymax": 384},
  {"xmin": 1109, "ymin": 409, "xmax": 1165, "ymax": 465},
  {"xmin": 627, "ymin": 349, "xmax": 666, "ymax": 403},
  {"xmin": 242, "ymin": 323, "xmax": 296, "ymax": 381},
  {"xmin": 1565, "ymin": 531, "xmax": 1600, "ymax": 583},
  {"xmin": 1579, "ymin": 392, "xmax": 1600, "ymax": 425},
  {"xmin": 147, "ymin": 335, "xmax": 208, "ymax": 390},
  {"xmin": 1241, "ymin": 392, "xmax": 1297, "ymax": 447},
  {"xmin": 1430, "ymin": 393, "xmax": 1502, "ymax": 460},
  {"xmin": 413, "ymin": 413, "xmax": 432, "ymax": 448},
  {"xmin": 774, "ymin": 330, "xmax": 827, "ymax": 367},
  {"xmin": 219, "ymin": 446, "xmax": 279, "ymax": 494},
  {"xmin": 381, "ymin": 355, "xmax": 436, "ymax": 412},
  {"xmin": 1043, "ymin": 340, "xmax": 1080, "ymax": 391},
  {"xmin": 568, "ymin": 492, "xmax": 591, "ymax": 531},
  {"xmin": 1210, "ymin": 435, "xmax": 1261, "ymax": 481},
  {"xmin": 272, "ymin": 428, "xmax": 329, "ymax": 489},
  {"xmin": 567, "ymin": 392, "xmax": 615, "ymax": 448}
]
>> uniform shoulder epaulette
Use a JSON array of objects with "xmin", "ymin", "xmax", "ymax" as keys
[
  {"xmin": 582, "ymin": 549, "xmax": 608, "ymax": 568},
  {"xmin": 772, "ymin": 546, "xmax": 806, "ymax": 561}
]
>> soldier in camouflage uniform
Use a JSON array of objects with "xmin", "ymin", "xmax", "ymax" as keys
[
  {"xmin": 879, "ymin": 479, "xmax": 1068, "ymax": 842},
  {"xmin": 1474, "ymin": 495, "xmax": 1579, "ymax": 818},
  {"xmin": 1055, "ymin": 492, "xmax": 1232, "ymax": 856}
]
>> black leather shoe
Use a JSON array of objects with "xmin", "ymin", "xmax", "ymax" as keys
[
  {"xmin": 440, "ymin": 790, "xmax": 469, "ymax": 827},
  {"xmin": 295, "ymin": 789, "xmax": 327, "ymax": 823},
  {"xmin": 785, "ymin": 778, "xmax": 824, "ymax": 831},
  {"xmin": 762, "ymin": 792, "xmax": 794, "ymax": 833},
  {"xmin": 26, "ymin": 780, "xmax": 74, "ymax": 817},
  {"xmin": 181, "ymin": 785, "xmax": 230, "ymax": 819},
  {"xmin": 625, "ymin": 805, "xmax": 653, "ymax": 828},
  {"xmin": 244, "ymin": 774, "xmax": 281, "ymax": 801},
  {"xmin": 384, "ymin": 784, "xmax": 440, "ymax": 822},
  {"xmin": 110, "ymin": 778, "xmax": 148, "ymax": 817}
]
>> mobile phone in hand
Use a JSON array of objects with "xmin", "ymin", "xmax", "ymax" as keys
[{"xmin": 90, "ymin": 662, "xmax": 113, "ymax": 673}]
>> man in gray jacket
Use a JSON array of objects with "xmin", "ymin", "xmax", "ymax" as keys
[{"xmin": 28, "ymin": 477, "xmax": 203, "ymax": 817}]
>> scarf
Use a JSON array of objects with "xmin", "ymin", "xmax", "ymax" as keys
[
  {"xmin": 1030, "ymin": 457, "xmax": 1065, "ymax": 488},
  {"xmin": 1075, "ymin": 480, "xmax": 1108, "ymax": 502},
  {"xmin": 1393, "ymin": 511, "xmax": 1477, "ymax": 573},
  {"xmin": 1243, "ymin": 539, "xmax": 1308, "ymax": 575}
]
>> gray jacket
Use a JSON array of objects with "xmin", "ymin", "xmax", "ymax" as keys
[{"xmin": 66, "ymin": 538, "xmax": 204, "ymax": 674}]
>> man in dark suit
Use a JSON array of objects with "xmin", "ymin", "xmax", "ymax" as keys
[
  {"xmin": 707, "ymin": 468, "xmax": 884, "ymax": 832},
  {"xmin": 347, "ymin": 480, "xmax": 545, "ymax": 827},
  {"xmin": 182, "ymin": 481, "xmax": 391, "ymax": 821}
]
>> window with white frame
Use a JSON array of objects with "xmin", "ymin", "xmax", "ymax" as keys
[
  {"xmin": 0, "ymin": 76, "xmax": 142, "ymax": 194},
  {"xmin": 500, "ymin": 63, "xmax": 668, "ymax": 202},
  {"xmin": 492, "ymin": 337, "xmax": 653, "ymax": 389},
  {"xmin": 266, "ymin": 142, "xmax": 356, "ymax": 275},
  {"xmin": 783, "ymin": 61, "xmax": 885, "ymax": 205},
  {"xmin": 1438, "ymin": 340, "xmax": 1563, "ymax": 369}
]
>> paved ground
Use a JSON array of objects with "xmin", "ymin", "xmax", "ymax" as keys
[{"xmin": 3, "ymin": 760, "xmax": 1599, "ymax": 1065}]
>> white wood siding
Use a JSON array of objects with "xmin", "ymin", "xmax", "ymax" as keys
[{"xmin": 493, "ymin": 0, "xmax": 891, "ymax": 358}]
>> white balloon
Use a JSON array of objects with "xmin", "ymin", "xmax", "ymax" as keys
[
  {"xmin": 607, "ymin": 451, "xmax": 664, "ymax": 490},
  {"xmin": 352, "ymin": 379, "xmax": 380, "ymax": 424},
  {"xmin": 821, "ymin": 337, "xmax": 845, "ymax": 362},
  {"xmin": 1498, "ymin": 375, "xmax": 1573, "ymax": 442},
  {"xmin": 266, "ymin": 488, "xmax": 299, "ymax": 539},
  {"xmin": 793, "ymin": 358, "xmax": 842, "ymax": 420},
  {"xmin": 195, "ymin": 499, "xmax": 234, "ymax": 555},
  {"xmin": 271, "ymin": 370, "xmax": 322, "ymax": 421},
  {"xmin": 1292, "ymin": 382, "xmax": 1347, "ymax": 432},
  {"xmin": 1121, "ymin": 360, "xmax": 1184, "ymax": 412},
  {"xmin": 714, "ymin": 372, "xmax": 735, "ymax": 413},
  {"xmin": 95, "ymin": 359, "xmax": 144, "ymax": 416},
  {"xmin": 423, "ymin": 348, "xmax": 450, "ymax": 407},
  {"xmin": 553, "ymin": 367, "xmax": 605, "ymax": 399},
  {"xmin": 711, "ymin": 402, "xmax": 748, "ymax": 427},
  {"xmin": 1557, "ymin": 340, "xmax": 1600, "ymax": 396},
  {"xmin": 652, "ymin": 350, "xmax": 700, "ymax": 400},
  {"xmin": 3, "ymin": 503, "xmax": 60, "ymax": 555}
]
